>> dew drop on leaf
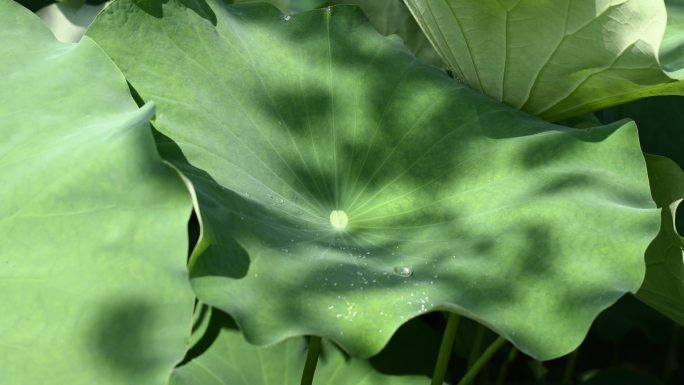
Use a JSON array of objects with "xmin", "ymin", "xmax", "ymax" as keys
[{"xmin": 393, "ymin": 266, "xmax": 412, "ymax": 277}]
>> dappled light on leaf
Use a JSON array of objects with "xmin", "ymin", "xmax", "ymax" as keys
[
  {"xmin": 0, "ymin": 2, "xmax": 195, "ymax": 384},
  {"xmin": 88, "ymin": 0, "xmax": 659, "ymax": 360}
]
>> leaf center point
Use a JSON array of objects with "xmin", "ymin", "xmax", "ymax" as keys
[{"xmin": 329, "ymin": 210, "xmax": 349, "ymax": 231}]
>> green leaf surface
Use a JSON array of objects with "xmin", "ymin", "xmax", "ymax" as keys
[
  {"xmin": 324, "ymin": 0, "xmax": 443, "ymax": 67},
  {"xmin": 403, "ymin": 0, "xmax": 684, "ymax": 121},
  {"xmin": 88, "ymin": 0, "xmax": 659, "ymax": 360},
  {"xmin": 663, "ymin": 0, "xmax": 684, "ymax": 72},
  {"xmin": 233, "ymin": 0, "xmax": 288, "ymax": 13},
  {"xmin": 637, "ymin": 155, "xmax": 684, "ymax": 326},
  {"xmin": 237, "ymin": 0, "xmax": 443, "ymax": 66},
  {"xmin": 170, "ymin": 315, "xmax": 425, "ymax": 385},
  {"xmin": 0, "ymin": 1, "xmax": 194, "ymax": 384},
  {"xmin": 233, "ymin": 0, "xmax": 325, "ymax": 13}
]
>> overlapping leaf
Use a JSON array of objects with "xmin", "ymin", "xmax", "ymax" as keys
[
  {"xmin": 600, "ymin": 95, "xmax": 684, "ymax": 324},
  {"xmin": 601, "ymin": 95, "xmax": 684, "ymax": 168},
  {"xmin": 325, "ymin": 0, "xmax": 442, "ymax": 67},
  {"xmin": 36, "ymin": 2, "xmax": 107, "ymax": 43},
  {"xmin": 637, "ymin": 155, "xmax": 684, "ymax": 325},
  {"xmin": 404, "ymin": 0, "xmax": 684, "ymax": 121},
  {"xmin": 88, "ymin": 0, "xmax": 659, "ymax": 360},
  {"xmin": 0, "ymin": 2, "xmax": 194, "ymax": 384}
]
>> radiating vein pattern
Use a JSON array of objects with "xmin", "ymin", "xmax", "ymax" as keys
[
  {"xmin": 404, "ymin": 0, "xmax": 684, "ymax": 121},
  {"xmin": 88, "ymin": 0, "xmax": 660, "ymax": 360}
]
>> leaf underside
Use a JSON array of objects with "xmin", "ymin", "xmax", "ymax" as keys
[{"xmin": 404, "ymin": 0, "xmax": 684, "ymax": 121}]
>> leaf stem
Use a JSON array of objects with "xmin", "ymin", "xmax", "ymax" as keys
[
  {"xmin": 457, "ymin": 337, "xmax": 506, "ymax": 385},
  {"xmin": 431, "ymin": 313, "xmax": 460, "ymax": 385},
  {"xmin": 494, "ymin": 346, "xmax": 518, "ymax": 385},
  {"xmin": 561, "ymin": 348, "xmax": 579, "ymax": 385},
  {"xmin": 300, "ymin": 336, "xmax": 322, "ymax": 385},
  {"xmin": 468, "ymin": 324, "xmax": 485, "ymax": 368}
]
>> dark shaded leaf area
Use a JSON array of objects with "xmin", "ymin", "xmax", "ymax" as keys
[{"xmin": 177, "ymin": 299, "xmax": 683, "ymax": 385}]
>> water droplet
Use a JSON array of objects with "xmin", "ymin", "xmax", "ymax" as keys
[
  {"xmin": 282, "ymin": 14, "xmax": 291, "ymax": 21},
  {"xmin": 393, "ymin": 266, "xmax": 413, "ymax": 277},
  {"xmin": 325, "ymin": 6, "xmax": 332, "ymax": 12},
  {"xmin": 282, "ymin": 248, "xmax": 289, "ymax": 253}
]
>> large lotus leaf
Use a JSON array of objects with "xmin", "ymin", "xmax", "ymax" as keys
[
  {"xmin": 403, "ymin": 0, "xmax": 684, "ymax": 121},
  {"xmin": 87, "ymin": 0, "xmax": 659, "ymax": 360},
  {"xmin": 0, "ymin": 1, "xmax": 194, "ymax": 384},
  {"xmin": 636, "ymin": 155, "xmax": 684, "ymax": 325},
  {"xmin": 170, "ymin": 313, "xmax": 425, "ymax": 385}
]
